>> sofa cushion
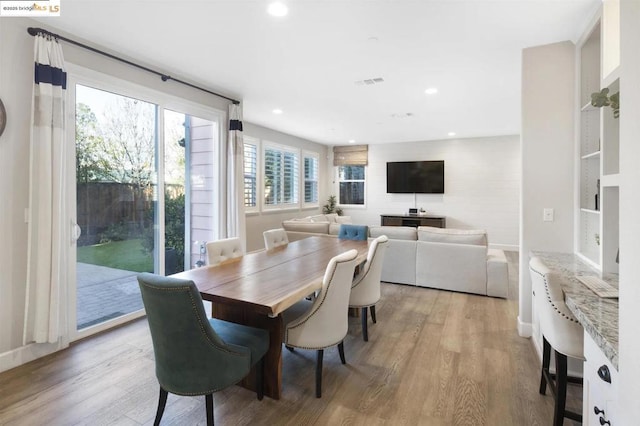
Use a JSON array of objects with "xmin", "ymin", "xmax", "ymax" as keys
[
  {"xmin": 417, "ymin": 226, "xmax": 487, "ymax": 246},
  {"xmin": 309, "ymin": 214, "xmax": 329, "ymax": 223},
  {"xmin": 282, "ymin": 221, "xmax": 329, "ymax": 234},
  {"xmin": 325, "ymin": 213, "xmax": 339, "ymax": 223},
  {"xmin": 329, "ymin": 223, "xmax": 341, "ymax": 235},
  {"xmin": 370, "ymin": 226, "xmax": 417, "ymax": 241},
  {"xmin": 335, "ymin": 215, "xmax": 352, "ymax": 224}
]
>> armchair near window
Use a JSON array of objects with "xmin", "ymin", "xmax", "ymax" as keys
[
  {"xmin": 281, "ymin": 249, "xmax": 359, "ymax": 397},
  {"xmin": 137, "ymin": 273, "xmax": 269, "ymax": 426}
]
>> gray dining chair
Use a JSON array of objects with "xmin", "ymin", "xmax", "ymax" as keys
[
  {"xmin": 281, "ymin": 249, "xmax": 359, "ymax": 398},
  {"xmin": 137, "ymin": 273, "xmax": 269, "ymax": 426}
]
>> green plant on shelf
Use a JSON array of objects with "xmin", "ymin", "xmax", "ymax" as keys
[{"xmin": 591, "ymin": 88, "xmax": 620, "ymax": 119}]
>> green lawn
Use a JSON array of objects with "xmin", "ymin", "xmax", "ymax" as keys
[{"xmin": 77, "ymin": 239, "xmax": 153, "ymax": 272}]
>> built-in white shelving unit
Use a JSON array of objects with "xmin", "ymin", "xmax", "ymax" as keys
[{"xmin": 577, "ymin": 6, "xmax": 620, "ymax": 273}]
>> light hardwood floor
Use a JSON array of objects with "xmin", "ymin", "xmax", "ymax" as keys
[{"xmin": 0, "ymin": 252, "xmax": 581, "ymax": 425}]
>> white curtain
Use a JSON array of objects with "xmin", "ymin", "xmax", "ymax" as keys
[
  {"xmin": 226, "ymin": 103, "xmax": 247, "ymax": 250},
  {"xmin": 23, "ymin": 34, "xmax": 69, "ymax": 345}
]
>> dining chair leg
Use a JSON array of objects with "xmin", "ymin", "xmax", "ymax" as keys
[
  {"xmin": 361, "ymin": 307, "xmax": 369, "ymax": 342},
  {"xmin": 316, "ymin": 349, "xmax": 324, "ymax": 398},
  {"xmin": 256, "ymin": 357, "xmax": 264, "ymax": 400},
  {"xmin": 540, "ymin": 336, "xmax": 551, "ymax": 395},
  {"xmin": 338, "ymin": 341, "xmax": 346, "ymax": 364},
  {"xmin": 370, "ymin": 305, "xmax": 377, "ymax": 323},
  {"xmin": 553, "ymin": 350, "xmax": 568, "ymax": 426},
  {"xmin": 205, "ymin": 393, "xmax": 214, "ymax": 426},
  {"xmin": 153, "ymin": 387, "xmax": 168, "ymax": 426}
]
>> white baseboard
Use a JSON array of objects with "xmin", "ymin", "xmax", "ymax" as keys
[
  {"xmin": 0, "ymin": 340, "xmax": 67, "ymax": 374},
  {"xmin": 517, "ymin": 316, "xmax": 533, "ymax": 337}
]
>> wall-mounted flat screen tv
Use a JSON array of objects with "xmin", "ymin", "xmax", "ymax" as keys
[{"xmin": 386, "ymin": 160, "xmax": 445, "ymax": 194}]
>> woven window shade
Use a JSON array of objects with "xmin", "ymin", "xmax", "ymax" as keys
[{"xmin": 333, "ymin": 145, "xmax": 368, "ymax": 166}]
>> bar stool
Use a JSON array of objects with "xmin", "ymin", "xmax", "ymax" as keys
[{"xmin": 529, "ymin": 257, "xmax": 584, "ymax": 426}]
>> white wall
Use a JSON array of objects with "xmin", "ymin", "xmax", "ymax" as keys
[
  {"xmin": 338, "ymin": 135, "xmax": 520, "ymax": 250},
  {"xmin": 617, "ymin": 0, "xmax": 640, "ymax": 421},
  {"xmin": 519, "ymin": 41, "xmax": 575, "ymax": 338},
  {"xmin": 243, "ymin": 122, "xmax": 328, "ymax": 252},
  {"xmin": 0, "ymin": 18, "xmax": 33, "ymax": 355}
]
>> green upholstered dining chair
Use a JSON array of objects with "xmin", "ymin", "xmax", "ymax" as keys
[{"xmin": 137, "ymin": 273, "xmax": 269, "ymax": 426}]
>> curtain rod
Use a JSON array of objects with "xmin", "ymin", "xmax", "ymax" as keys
[{"xmin": 27, "ymin": 27, "xmax": 240, "ymax": 105}]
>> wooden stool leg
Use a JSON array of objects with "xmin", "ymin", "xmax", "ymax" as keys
[
  {"xmin": 540, "ymin": 336, "xmax": 551, "ymax": 395},
  {"xmin": 553, "ymin": 350, "xmax": 568, "ymax": 426},
  {"xmin": 154, "ymin": 387, "xmax": 168, "ymax": 426},
  {"xmin": 205, "ymin": 393, "xmax": 214, "ymax": 426},
  {"xmin": 338, "ymin": 341, "xmax": 346, "ymax": 364},
  {"xmin": 361, "ymin": 307, "xmax": 369, "ymax": 342},
  {"xmin": 316, "ymin": 349, "xmax": 324, "ymax": 398}
]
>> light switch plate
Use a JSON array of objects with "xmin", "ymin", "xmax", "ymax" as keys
[{"xmin": 543, "ymin": 208, "xmax": 554, "ymax": 222}]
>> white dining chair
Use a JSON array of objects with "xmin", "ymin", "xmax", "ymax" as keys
[
  {"xmin": 349, "ymin": 235, "xmax": 388, "ymax": 341},
  {"xmin": 281, "ymin": 249, "xmax": 359, "ymax": 398},
  {"xmin": 263, "ymin": 228, "xmax": 289, "ymax": 250},
  {"xmin": 206, "ymin": 237, "xmax": 244, "ymax": 266}
]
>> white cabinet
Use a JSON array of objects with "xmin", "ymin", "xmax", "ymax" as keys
[
  {"xmin": 576, "ymin": 4, "xmax": 620, "ymax": 273},
  {"xmin": 583, "ymin": 332, "xmax": 618, "ymax": 425}
]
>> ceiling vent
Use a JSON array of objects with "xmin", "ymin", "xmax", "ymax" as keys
[
  {"xmin": 354, "ymin": 77, "xmax": 384, "ymax": 86},
  {"xmin": 390, "ymin": 112, "xmax": 414, "ymax": 118}
]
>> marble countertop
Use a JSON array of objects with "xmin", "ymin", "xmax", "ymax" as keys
[{"xmin": 531, "ymin": 251, "xmax": 619, "ymax": 369}]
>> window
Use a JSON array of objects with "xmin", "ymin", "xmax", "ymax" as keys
[
  {"xmin": 338, "ymin": 165, "xmax": 365, "ymax": 205},
  {"xmin": 263, "ymin": 143, "xmax": 299, "ymax": 208},
  {"xmin": 243, "ymin": 138, "xmax": 258, "ymax": 210},
  {"xmin": 303, "ymin": 152, "xmax": 319, "ymax": 206}
]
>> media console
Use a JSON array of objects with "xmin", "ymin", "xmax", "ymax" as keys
[{"xmin": 380, "ymin": 214, "xmax": 446, "ymax": 228}]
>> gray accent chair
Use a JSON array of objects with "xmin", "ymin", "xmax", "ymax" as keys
[{"xmin": 137, "ymin": 273, "xmax": 269, "ymax": 426}]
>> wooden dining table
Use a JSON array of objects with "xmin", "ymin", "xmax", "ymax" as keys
[{"xmin": 172, "ymin": 236, "xmax": 370, "ymax": 399}]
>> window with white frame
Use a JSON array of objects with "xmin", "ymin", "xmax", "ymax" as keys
[
  {"xmin": 338, "ymin": 165, "xmax": 365, "ymax": 206},
  {"xmin": 263, "ymin": 143, "xmax": 299, "ymax": 208},
  {"xmin": 243, "ymin": 138, "xmax": 258, "ymax": 211},
  {"xmin": 303, "ymin": 152, "xmax": 319, "ymax": 206}
]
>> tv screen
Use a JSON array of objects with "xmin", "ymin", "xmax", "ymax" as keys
[{"xmin": 386, "ymin": 161, "xmax": 445, "ymax": 194}]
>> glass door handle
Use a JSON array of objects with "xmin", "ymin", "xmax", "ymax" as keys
[{"xmin": 71, "ymin": 221, "xmax": 82, "ymax": 243}]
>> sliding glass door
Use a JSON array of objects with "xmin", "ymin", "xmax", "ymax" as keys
[{"xmin": 70, "ymin": 77, "xmax": 220, "ymax": 338}]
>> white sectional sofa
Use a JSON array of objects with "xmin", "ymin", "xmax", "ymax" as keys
[
  {"xmin": 281, "ymin": 217, "xmax": 509, "ymax": 299},
  {"xmin": 369, "ymin": 226, "xmax": 509, "ymax": 298}
]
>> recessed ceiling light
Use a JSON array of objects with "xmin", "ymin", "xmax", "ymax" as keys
[
  {"xmin": 348, "ymin": 139, "xmax": 356, "ymax": 144},
  {"xmin": 267, "ymin": 2, "xmax": 288, "ymax": 17},
  {"xmin": 448, "ymin": 132, "xmax": 456, "ymax": 136},
  {"xmin": 272, "ymin": 108, "xmax": 283, "ymax": 114},
  {"xmin": 425, "ymin": 87, "xmax": 438, "ymax": 95}
]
